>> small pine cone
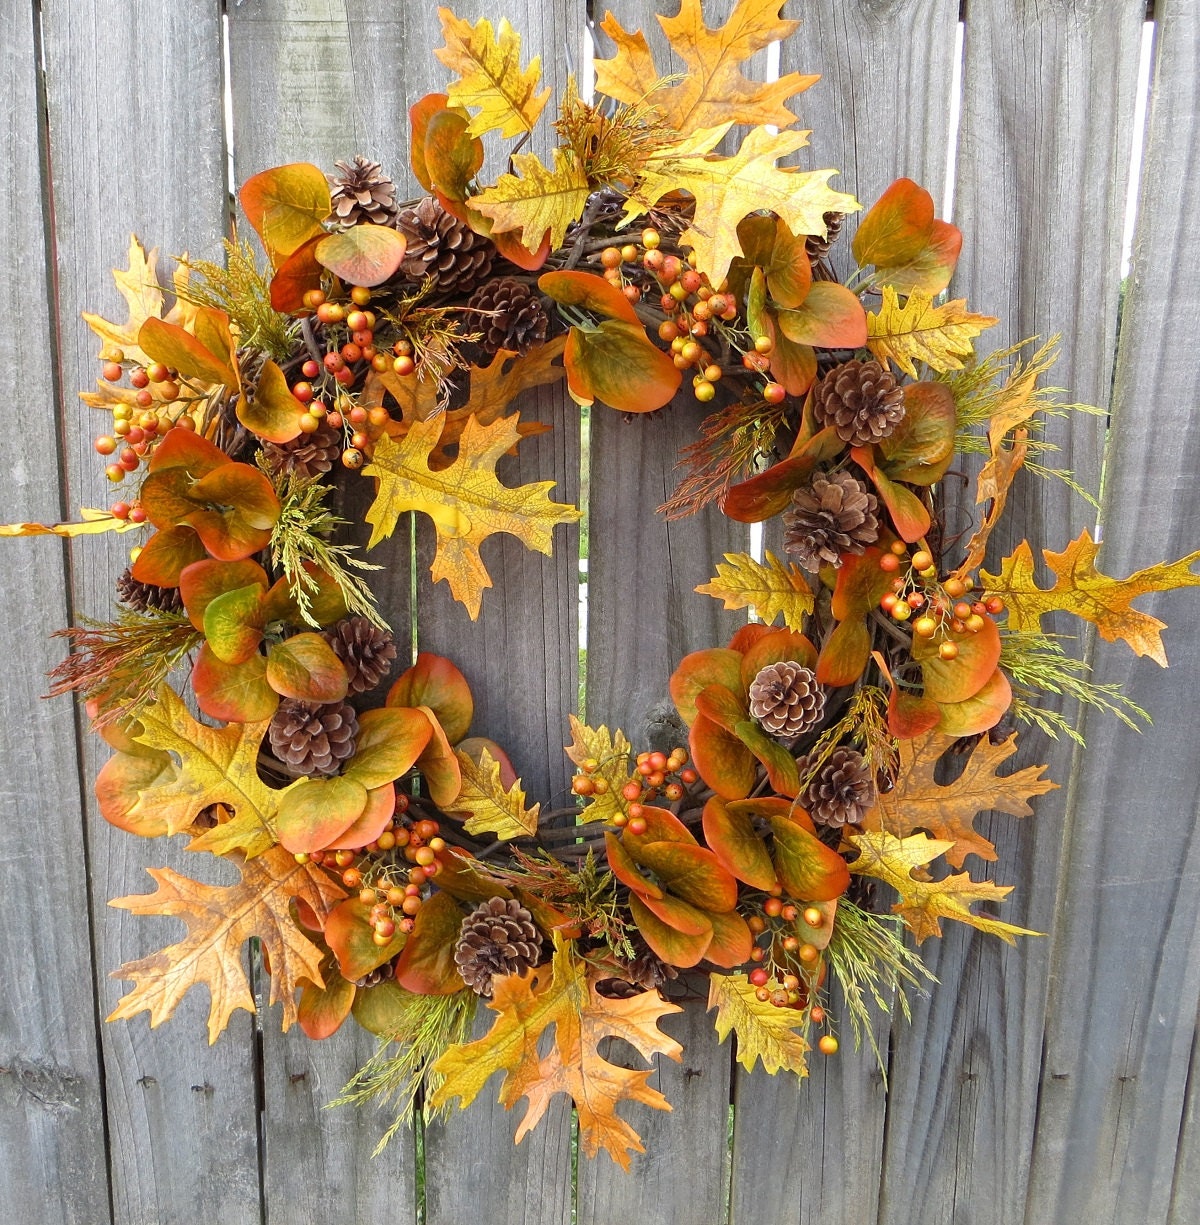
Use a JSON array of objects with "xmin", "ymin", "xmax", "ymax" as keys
[
  {"xmin": 466, "ymin": 277, "xmax": 549, "ymax": 355},
  {"xmin": 748, "ymin": 662, "xmax": 826, "ymax": 738},
  {"xmin": 783, "ymin": 470, "xmax": 880, "ymax": 570},
  {"xmin": 804, "ymin": 211, "xmax": 845, "ymax": 261},
  {"xmin": 798, "ymin": 747, "xmax": 875, "ymax": 829},
  {"xmin": 323, "ymin": 617, "xmax": 397, "ymax": 695},
  {"xmin": 268, "ymin": 699, "xmax": 359, "ymax": 777},
  {"xmin": 812, "ymin": 358, "xmax": 906, "ymax": 447},
  {"xmin": 116, "ymin": 567, "xmax": 183, "ymax": 614},
  {"xmin": 259, "ymin": 421, "xmax": 343, "ymax": 479},
  {"xmin": 353, "ymin": 960, "xmax": 396, "ymax": 990},
  {"xmin": 454, "ymin": 897, "xmax": 542, "ymax": 996},
  {"xmin": 328, "ymin": 156, "xmax": 398, "ymax": 228},
  {"xmin": 395, "ymin": 196, "xmax": 495, "ymax": 293}
]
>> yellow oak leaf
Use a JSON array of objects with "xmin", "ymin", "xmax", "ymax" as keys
[
  {"xmin": 630, "ymin": 126, "xmax": 859, "ymax": 285},
  {"xmin": 707, "ymin": 972, "xmax": 809, "ymax": 1076},
  {"xmin": 981, "ymin": 531, "xmax": 1200, "ymax": 666},
  {"xmin": 429, "ymin": 937, "xmax": 683, "ymax": 1169},
  {"xmin": 564, "ymin": 715, "xmax": 639, "ymax": 825},
  {"xmin": 595, "ymin": 0, "xmax": 818, "ymax": 133},
  {"xmin": 449, "ymin": 746, "xmax": 540, "ymax": 839},
  {"xmin": 108, "ymin": 846, "xmax": 346, "ymax": 1042},
  {"xmin": 469, "ymin": 147, "xmax": 590, "ymax": 253},
  {"xmin": 362, "ymin": 413, "xmax": 580, "ymax": 620},
  {"xmin": 859, "ymin": 729, "xmax": 1055, "ymax": 868},
  {"xmin": 695, "ymin": 550, "xmax": 815, "ymax": 631},
  {"xmin": 848, "ymin": 830, "xmax": 1041, "ymax": 945},
  {"xmin": 0, "ymin": 508, "xmax": 138, "ymax": 538},
  {"xmin": 867, "ymin": 286, "xmax": 998, "ymax": 378},
  {"xmin": 436, "ymin": 8, "xmax": 551, "ymax": 139},
  {"xmin": 81, "ymin": 234, "xmax": 165, "ymax": 362}
]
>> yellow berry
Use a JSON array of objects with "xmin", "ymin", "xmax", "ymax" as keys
[{"xmin": 818, "ymin": 1035, "xmax": 839, "ymax": 1056}]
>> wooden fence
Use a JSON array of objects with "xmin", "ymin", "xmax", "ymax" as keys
[{"xmin": 2, "ymin": 0, "xmax": 1198, "ymax": 1221}]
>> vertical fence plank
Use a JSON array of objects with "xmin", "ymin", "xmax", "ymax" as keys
[
  {"xmin": 36, "ymin": 2, "xmax": 263, "ymax": 1221},
  {"xmin": 0, "ymin": 1, "xmax": 112, "ymax": 1221},
  {"xmin": 728, "ymin": 7, "xmax": 959, "ymax": 1222},
  {"xmin": 1027, "ymin": 5, "xmax": 1200, "ymax": 1223},
  {"xmin": 876, "ymin": 4, "xmax": 1145, "ymax": 1224}
]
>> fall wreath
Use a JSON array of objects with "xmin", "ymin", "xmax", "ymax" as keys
[{"xmin": 7, "ymin": 0, "xmax": 1199, "ymax": 1168}]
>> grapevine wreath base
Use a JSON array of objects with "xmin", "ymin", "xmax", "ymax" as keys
[{"xmin": 7, "ymin": 0, "xmax": 1200, "ymax": 1168}]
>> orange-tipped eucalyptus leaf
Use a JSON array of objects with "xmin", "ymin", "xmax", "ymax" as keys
[
  {"xmin": 202, "ymin": 584, "xmax": 266, "ymax": 664},
  {"xmin": 342, "ymin": 706, "xmax": 434, "ymax": 791},
  {"xmin": 851, "ymin": 178, "xmax": 962, "ymax": 296},
  {"xmin": 850, "ymin": 446, "xmax": 930, "ymax": 541},
  {"xmin": 410, "ymin": 93, "xmax": 452, "ymax": 190},
  {"xmin": 315, "ymin": 225, "xmax": 407, "ymax": 288},
  {"xmin": 130, "ymin": 525, "xmax": 208, "ymax": 587},
  {"xmin": 423, "ymin": 108, "xmax": 484, "ymax": 201},
  {"xmin": 239, "ymin": 162, "xmax": 331, "ymax": 268},
  {"xmin": 934, "ymin": 668, "xmax": 1013, "ymax": 737},
  {"xmin": 413, "ymin": 705, "xmax": 463, "ymax": 808},
  {"xmin": 139, "ymin": 315, "xmax": 236, "ymax": 387},
  {"xmin": 816, "ymin": 617, "xmax": 871, "ymax": 687},
  {"xmin": 192, "ymin": 644, "xmax": 277, "ymax": 723},
  {"xmin": 266, "ymin": 633, "xmax": 349, "ymax": 703},
  {"xmin": 628, "ymin": 894, "xmax": 711, "ymax": 969},
  {"xmin": 888, "ymin": 688, "xmax": 943, "ymax": 738},
  {"xmin": 769, "ymin": 813, "xmax": 851, "ymax": 902},
  {"xmin": 298, "ymin": 970, "xmax": 355, "ymax": 1041},
  {"xmin": 738, "ymin": 627, "xmax": 817, "ymax": 689},
  {"xmin": 720, "ymin": 426, "xmax": 844, "ymax": 522},
  {"xmin": 620, "ymin": 803, "xmax": 696, "ymax": 848},
  {"xmin": 179, "ymin": 558, "xmax": 269, "ymax": 631},
  {"xmin": 276, "ymin": 775, "xmax": 369, "ymax": 854},
  {"xmin": 690, "ymin": 711, "xmax": 757, "ymax": 800},
  {"xmin": 325, "ymin": 784, "xmax": 398, "ymax": 850},
  {"xmin": 538, "ymin": 269, "xmax": 640, "ymax": 324},
  {"xmin": 393, "ymin": 891, "xmax": 467, "ymax": 995},
  {"xmin": 669, "ymin": 646, "xmax": 743, "ymax": 726},
  {"xmin": 702, "ymin": 796, "xmax": 777, "ymax": 890},
  {"xmin": 269, "ymin": 235, "xmax": 324, "ymax": 312},
  {"xmin": 776, "ymin": 282, "xmax": 867, "ymax": 349},
  {"xmin": 237, "ymin": 359, "xmax": 306, "ymax": 444},
  {"xmin": 877, "ymin": 381, "xmax": 957, "ymax": 485},
  {"xmin": 325, "ymin": 897, "xmax": 408, "ymax": 981},
  {"xmin": 631, "ymin": 841, "xmax": 739, "ymax": 913},
  {"xmin": 830, "ymin": 547, "xmax": 894, "ymax": 621},
  {"xmin": 186, "ymin": 463, "xmax": 281, "ymax": 560},
  {"xmin": 703, "ymin": 909, "xmax": 754, "ymax": 968},
  {"xmin": 737, "ymin": 213, "xmax": 812, "ymax": 309},
  {"xmin": 604, "ymin": 830, "xmax": 665, "ymax": 901},
  {"xmin": 563, "ymin": 319, "xmax": 680, "ymax": 413},
  {"xmin": 913, "ymin": 616, "xmax": 1002, "ymax": 704},
  {"xmin": 387, "ymin": 653, "xmax": 474, "ymax": 742},
  {"xmin": 96, "ymin": 750, "xmax": 175, "ymax": 838}
]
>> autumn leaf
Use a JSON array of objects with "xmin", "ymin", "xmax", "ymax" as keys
[
  {"xmin": 0, "ymin": 508, "xmax": 139, "ymax": 539},
  {"xmin": 564, "ymin": 715, "xmax": 639, "ymax": 825},
  {"xmin": 852, "ymin": 178, "xmax": 962, "ymax": 296},
  {"xmin": 631, "ymin": 126, "xmax": 859, "ymax": 286},
  {"xmin": 362, "ymin": 413, "xmax": 580, "ymax": 620},
  {"xmin": 859, "ymin": 729, "xmax": 1056, "ymax": 868},
  {"xmin": 436, "ymin": 8, "xmax": 551, "ymax": 139},
  {"xmin": 449, "ymin": 745, "xmax": 541, "ymax": 839},
  {"xmin": 108, "ymin": 846, "xmax": 345, "ymax": 1042},
  {"xmin": 695, "ymin": 550, "xmax": 815, "ymax": 630},
  {"xmin": 707, "ymin": 972, "xmax": 809, "ymax": 1076},
  {"xmin": 981, "ymin": 531, "xmax": 1200, "ymax": 666},
  {"xmin": 594, "ymin": 0, "xmax": 817, "ymax": 133},
  {"xmin": 469, "ymin": 147, "xmax": 589, "ymax": 253},
  {"xmin": 81, "ymin": 235, "xmax": 166, "ymax": 364},
  {"xmin": 429, "ymin": 937, "xmax": 683, "ymax": 1169},
  {"xmin": 867, "ymin": 286, "xmax": 997, "ymax": 378},
  {"xmin": 848, "ymin": 830, "xmax": 1042, "ymax": 945}
]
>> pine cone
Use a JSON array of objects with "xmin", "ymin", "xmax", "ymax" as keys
[
  {"xmin": 597, "ymin": 937, "xmax": 679, "ymax": 998},
  {"xmin": 466, "ymin": 277, "xmax": 549, "ymax": 355},
  {"xmin": 268, "ymin": 699, "xmax": 358, "ymax": 777},
  {"xmin": 812, "ymin": 359, "xmax": 906, "ymax": 447},
  {"xmin": 395, "ymin": 197, "xmax": 495, "ymax": 293},
  {"xmin": 323, "ymin": 617, "xmax": 397, "ymax": 695},
  {"xmin": 353, "ymin": 960, "xmax": 396, "ymax": 990},
  {"xmin": 798, "ymin": 747, "xmax": 875, "ymax": 828},
  {"xmin": 748, "ymin": 662, "xmax": 826, "ymax": 738},
  {"xmin": 805, "ymin": 211, "xmax": 845, "ymax": 261},
  {"xmin": 259, "ymin": 421, "xmax": 343, "ymax": 479},
  {"xmin": 783, "ymin": 470, "xmax": 880, "ymax": 570},
  {"xmin": 328, "ymin": 156, "xmax": 398, "ymax": 228},
  {"xmin": 454, "ymin": 897, "xmax": 542, "ymax": 996},
  {"xmin": 116, "ymin": 567, "xmax": 184, "ymax": 614}
]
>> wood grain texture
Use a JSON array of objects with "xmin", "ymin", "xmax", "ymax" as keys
[
  {"xmin": 37, "ymin": 3, "xmax": 262, "ymax": 1221},
  {"xmin": 877, "ymin": 4, "xmax": 1145, "ymax": 1223},
  {"xmin": 0, "ymin": 1, "xmax": 112, "ymax": 1221},
  {"xmin": 1027, "ymin": 5, "xmax": 1200, "ymax": 1222}
]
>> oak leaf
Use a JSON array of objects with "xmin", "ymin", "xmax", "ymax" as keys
[
  {"xmin": 449, "ymin": 745, "xmax": 541, "ymax": 839},
  {"xmin": 859, "ymin": 729, "xmax": 1055, "ymax": 868},
  {"xmin": 82, "ymin": 235, "xmax": 167, "ymax": 364},
  {"xmin": 594, "ymin": 0, "xmax": 817, "ymax": 133},
  {"xmin": 429, "ymin": 938, "xmax": 683, "ymax": 1169},
  {"xmin": 436, "ymin": 8, "xmax": 551, "ymax": 139},
  {"xmin": 362, "ymin": 413, "xmax": 580, "ymax": 620},
  {"xmin": 867, "ymin": 286, "xmax": 997, "ymax": 378},
  {"xmin": 707, "ymin": 971, "xmax": 809, "ymax": 1075},
  {"xmin": 695, "ymin": 550, "xmax": 815, "ymax": 630},
  {"xmin": 469, "ymin": 147, "xmax": 590, "ymax": 253},
  {"xmin": 848, "ymin": 830, "xmax": 1041, "ymax": 944},
  {"xmin": 981, "ymin": 531, "xmax": 1200, "ymax": 666},
  {"xmin": 564, "ymin": 715, "xmax": 640, "ymax": 825},
  {"xmin": 108, "ymin": 846, "xmax": 345, "ymax": 1042}
]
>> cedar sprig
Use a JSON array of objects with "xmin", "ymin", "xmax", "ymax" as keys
[
  {"xmin": 375, "ymin": 279, "xmax": 481, "ymax": 398},
  {"xmin": 332, "ymin": 989, "xmax": 477, "ymax": 1154},
  {"xmin": 798, "ymin": 686, "xmax": 893, "ymax": 791},
  {"xmin": 555, "ymin": 80, "xmax": 679, "ymax": 191},
  {"xmin": 48, "ymin": 610, "xmax": 203, "ymax": 727},
  {"xmin": 265, "ymin": 465, "xmax": 386, "ymax": 630}
]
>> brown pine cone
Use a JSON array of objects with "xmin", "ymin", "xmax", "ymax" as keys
[
  {"xmin": 748, "ymin": 662, "xmax": 826, "ymax": 738},
  {"xmin": 783, "ymin": 470, "xmax": 880, "ymax": 570},
  {"xmin": 805, "ymin": 211, "xmax": 845, "ymax": 261},
  {"xmin": 466, "ymin": 277, "xmax": 549, "ymax": 355},
  {"xmin": 812, "ymin": 359, "xmax": 906, "ymax": 447},
  {"xmin": 395, "ymin": 196, "xmax": 495, "ymax": 293},
  {"xmin": 116, "ymin": 567, "xmax": 184, "ymax": 613},
  {"xmin": 323, "ymin": 617, "xmax": 397, "ymax": 695},
  {"xmin": 328, "ymin": 156, "xmax": 398, "ymax": 228},
  {"xmin": 454, "ymin": 897, "xmax": 542, "ymax": 996},
  {"xmin": 353, "ymin": 960, "xmax": 396, "ymax": 990},
  {"xmin": 268, "ymin": 699, "xmax": 358, "ymax": 777},
  {"xmin": 259, "ymin": 421, "xmax": 343, "ymax": 479},
  {"xmin": 797, "ymin": 747, "xmax": 875, "ymax": 828}
]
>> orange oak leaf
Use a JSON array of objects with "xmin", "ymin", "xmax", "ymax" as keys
[
  {"xmin": 362, "ymin": 413, "xmax": 580, "ymax": 619},
  {"xmin": 981, "ymin": 532, "xmax": 1200, "ymax": 665},
  {"xmin": 108, "ymin": 846, "xmax": 346, "ymax": 1042},
  {"xmin": 594, "ymin": 0, "xmax": 817, "ymax": 133},
  {"xmin": 848, "ymin": 830, "xmax": 1042, "ymax": 945},
  {"xmin": 859, "ymin": 729, "xmax": 1056, "ymax": 868},
  {"xmin": 429, "ymin": 938, "xmax": 683, "ymax": 1169}
]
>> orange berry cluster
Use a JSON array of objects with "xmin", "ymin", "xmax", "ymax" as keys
[
  {"xmin": 877, "ymin": 541, "xmax": 1005, "ymax": 659},
  {"xmin": 609, "ymin": 747, "xmax": 697, "ymax": 833}
]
